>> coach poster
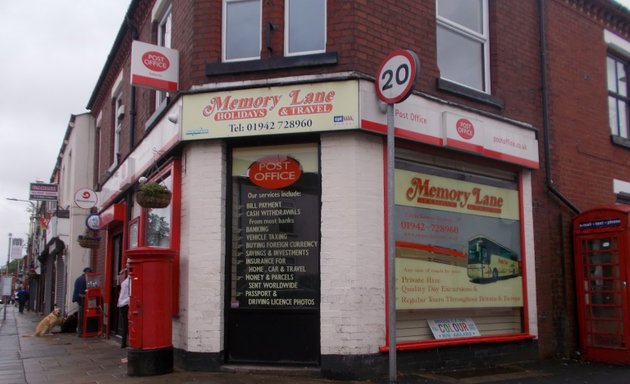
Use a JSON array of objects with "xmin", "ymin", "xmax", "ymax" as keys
[{"xmin": 394, "ymin": 165, "xmax": 523, "ymax": 310}]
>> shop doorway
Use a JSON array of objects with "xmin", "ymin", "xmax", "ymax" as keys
[
  {"xmin": 226, "ymin": 144, "xmax": 321, "ymax": 365},
  {"xmin": 574, "ymin": 206, "xmax": 630, "ymax": 364}
]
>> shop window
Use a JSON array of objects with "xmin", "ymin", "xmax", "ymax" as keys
[
  {"xmin": 608, "ymin": 54, "xmax": 630, "ymax": 140},
  {"xmin": 436, "ymin": 0, "xmax": 489, "ymax": 93},
  {"xmin": 128, "ymin": 218, "xmax": 139, "ymax": 249},
  {"xmin": 223, "ymin": 0, "xmax": 262, "ymax": 62},
  {"xmin": 285, "ymin": 0, "xmax": 326, "ymax": 56},
  {"xmin": 393, "ymin": 159, "xmax": 526, "ymax": 345},
  {"xmin": 229, "ymin": 144, "xmax": 320, "ymax": 310},
  {"xmin": 144, "ymin": 173, "xmax": 173, "ymax": 248}
]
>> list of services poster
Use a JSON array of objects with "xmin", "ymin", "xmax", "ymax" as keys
[{"xmin": 230, "ymin": 144, "xmax": 320, "ymax": 309}]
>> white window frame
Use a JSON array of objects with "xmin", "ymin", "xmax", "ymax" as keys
[
  {"xmin": 109, "ymin": 72, "xmax": 124, "ymax": 173},
  {"xmin": 96, "ymin": 111, "xmax": 103, "ymax": 177},
  {"xmin": 605, "ymin": 30, "xmax": 630, "ymax": 140},
  {"xmin": 284, "ymin": 0, "xmax": 327, "ymax": 56},
  {"xmin": 222, "ymin": 0, "xmax": 262, "ymax": 62},
  {"xmin": 436, "ymin": 0, "xmax": 490, "ymax": 93},
  {"xmin": 153, "ymin": 1, "xmax": 173, "ymax": 111}
]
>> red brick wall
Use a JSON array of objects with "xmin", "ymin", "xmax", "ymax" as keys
[{"xmin": 535, "ymin": 0, "xmax": 630, "ymax": 358}]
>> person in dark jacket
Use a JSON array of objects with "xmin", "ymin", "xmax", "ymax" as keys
[
  {"xmin": 72, "ymin": 267, "xmax": 92, "ymax": 335},
  {"xmin": 16, "ymin": 288, "xmax": 28, "ymax": 313}
]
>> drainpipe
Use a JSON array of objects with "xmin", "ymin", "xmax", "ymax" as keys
[{"xmin": 538, "ymin": 0, "xmax": 580, "ymax": 214}]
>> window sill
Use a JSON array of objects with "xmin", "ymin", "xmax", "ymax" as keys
[
  {"xmin": 205, "ymin": 52, "xmax": 338, "ymax": 77},
  {"xmin": 611, "ymin": 134, "xmax": 630, "ymax": 149},
  {"xmin": 437, "ymin": 78, "xmax": 504, "ymax": 109}
]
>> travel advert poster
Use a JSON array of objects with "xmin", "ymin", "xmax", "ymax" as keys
[{"xmin": 394, "ymin": 169, "xmax": 524, "ymax": 310}]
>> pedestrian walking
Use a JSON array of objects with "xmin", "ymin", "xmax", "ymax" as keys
[{"xmin": 16, "ymin": 288, "xmax": 28, "ymax": 313}]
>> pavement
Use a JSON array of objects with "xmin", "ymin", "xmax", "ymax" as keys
[{"xmin": 2, "ymin": 304, "xmax": 630, "ymax": 384}]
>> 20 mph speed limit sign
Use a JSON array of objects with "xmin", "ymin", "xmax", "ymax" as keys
[{"xmin": 375, "ymin": 49, "xmax": 419, "ymax": 104}]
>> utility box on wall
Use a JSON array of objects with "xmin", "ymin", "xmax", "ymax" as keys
[
  {"xmin": 573, "ymin": 205, "xmax": 630, "ymax": 365},
  {"xmin": 126, "ymin": 247, "xmax": 175, "ymax": 376}
]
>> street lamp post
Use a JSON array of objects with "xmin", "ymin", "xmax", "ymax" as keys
[{"xmin": 5, "ymin": 232, "xmax": 11, "ymax": 276}]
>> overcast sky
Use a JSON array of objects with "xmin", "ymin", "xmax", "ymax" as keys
[
  {"xmin": 0, "ymin": 1, "xmax": 629, "ymax": 265},
  {"xmin": 0, "ymin": 1, "xmax": 130, "ymax": 263}
]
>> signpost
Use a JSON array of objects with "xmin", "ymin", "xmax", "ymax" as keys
[{"xmin": 375, "ymin": 49, "xmax": 419, "ymax": 384}]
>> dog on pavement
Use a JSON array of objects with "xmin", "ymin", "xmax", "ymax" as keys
[{"xmin": 23, "ymin": 307, "xmax": 65, "ymax": 337}]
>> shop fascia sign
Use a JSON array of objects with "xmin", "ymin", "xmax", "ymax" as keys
[
  {"xmin": 131, "ymin": 40, "xmax": 179, "ymax": 92},
  {"xmin": 360, "ymin": 80, "xmax": 539, "ymax": 169},
  {"xmin": 29, "ymin": 183, "xmax": 58, "ymax": 201},
  {"xmin": 181, "ymin": 80, "xmax": 359, "ymax": 140}
]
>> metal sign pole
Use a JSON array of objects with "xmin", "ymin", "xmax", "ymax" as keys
[
  {"xmin": 375, "ymin": 49, "xmax": 418, "ymax": 384},
  {"xmin": 387, "ymin": 103, "xmax": 397, "ymax": 384}
]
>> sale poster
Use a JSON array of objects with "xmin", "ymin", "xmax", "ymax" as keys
[{"xmin": 394, "ymin": 166, "xmax": 524, "ymax": 310}]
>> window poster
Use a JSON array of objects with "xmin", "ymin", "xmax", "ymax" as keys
[
  {"xmin": 394, "ymin": 163, "xmax": 523, "ymax": 310},
  {"xmin": 230, "ymin": 143, "xmax": 320, "ymax": 309}
]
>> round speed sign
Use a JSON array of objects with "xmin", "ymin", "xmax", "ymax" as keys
[{"xmin": 375, "ymin": 49, "xmax": 419, "ymax": 104}]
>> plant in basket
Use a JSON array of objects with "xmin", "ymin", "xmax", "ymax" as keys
[
  {"xmin": 78, "ymin": 230, "xmax": 101, "ymax": 249},
  {"xmin": 136, "ymin": 179, "xmax": 172, "ymax": 208}
]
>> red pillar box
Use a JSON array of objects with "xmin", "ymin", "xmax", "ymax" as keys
[{"xmin": 125, "ymin": 247, "xmax": 175, "ymax": 376}]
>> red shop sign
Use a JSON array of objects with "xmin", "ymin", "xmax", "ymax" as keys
[{"xmin": 248, "ymin": 155, "xmax": 302, "ymax": 189}]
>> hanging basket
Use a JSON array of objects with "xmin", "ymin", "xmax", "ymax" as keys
[
  {"xmin": 136, "ymin": 189, "xmax": 172, "ymax": 208},
  {"xmin": 78, "ymin": 237, "xmax": 101, "ymax": 249}
]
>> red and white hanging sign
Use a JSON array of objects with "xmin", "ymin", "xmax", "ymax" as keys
[{"xmin": 131, "ymin": 41, "xmax": 179, "ymax": 92}]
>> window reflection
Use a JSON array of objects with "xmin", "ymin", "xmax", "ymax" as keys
[
  {"xmin": 145, "ymin": 174, "xmax": 172, "ymax": 248},
  {"xmin": 225, "ymin": 0, "xmax": 261, "ymax": 61},
  {"xmin": 287, "ymin": 0, "xmax": 326, "ymax": 55}
]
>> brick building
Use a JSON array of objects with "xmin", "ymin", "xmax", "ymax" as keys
[{"xmin": 59, "ymin": 0, "xmax": 630, "ymax": 378}]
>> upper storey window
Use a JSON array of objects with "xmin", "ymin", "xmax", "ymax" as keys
[
  {"xmin": 223, "ymin": 0, "xmax": 262, "ymax": 62},
  {"xmin": 285, "ymin": 0, "xmax": 326, "ymax": 56},
  {"xmin": 605, "ymin": 30, "xmax": 630, "ymax": 145},
  {"xmin": 608, "ymin": 54, "xmax": 630, "ymax": 139},
  {"xmin": 436, "ymin": 0, "xmax": 489, "ymax": 93},
  {"xmin": 157, "ymin": 5, "xmax": 172, "ymax": 48},
  {"xmin": 152, "ymin": 1, "xmax": 172, "ymax": 110},
  {"xmin": 108, "ymin": 71, "xmax": 124, "ymax": 174}
]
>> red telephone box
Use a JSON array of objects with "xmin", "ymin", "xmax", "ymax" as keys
[
  {"xmin": 125, "ymin": 247, "xmax": 175, "ymax": 376},
  {"xmin": 573, "ymin": 206, "xmax": 630, "ymax": 364},
  {"xmin": 82, "ymin": 273, "xmax": 103, "ymax": 337}
]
